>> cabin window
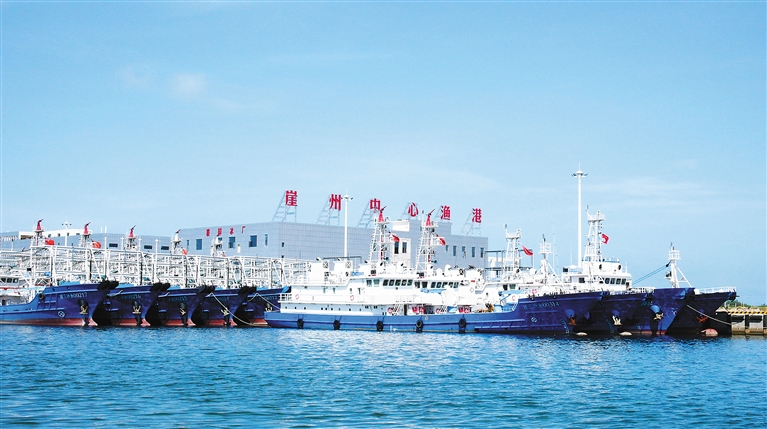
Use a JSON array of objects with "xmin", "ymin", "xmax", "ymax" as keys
[
  {"xmin": 462, "ymin": 246, "xmax": 466, "ymax": 258},
  {"xmin": 249, "ymin": 235, "xmax": 257, "ymax": 247},
  {"xmin": 109, "ymin": 243, "xmax": 118, "ymax": 248},
  {"xmin": 453, "ymin": 246, "xmax": 457, "ymax": 256},
  {"xmin": 394, "ymin": 241, "xmax": 399, "ymax": 254},
  {"xmin": 579, "ymin": 278, "xmax": 585, "ymax": 283},
  {"xmin": 407, "ymin": 279, "xmax": 412, "ymax": 286},
  {"xmin": 480, "ymin": 248, "xmax": 484, "ymax": 258},
  {"xmin": 228, "ymin": 237, "xmax": 235, "ymax": 249},
  {"xmin": 402, "ymin": 242, "xmax": 408, "ymax": 254},
  {"xmin": 366, "ymin": 279, "xmax": 372, "ymax": 286},
  {"xmin": 395, "ymin": 280, "xmax": 401, "ymax": 286},
  {"xmin": 264, "ymin": 234, "xmax": 268, "ymax": 246},
  {"xmin": 472, "ymin": 247, "xmax": 475, "ymax": 257},
  {"xmin": 161, "ymin": 245, "xmax": 169, "ymax": 251},
  {"xmin": 373, "ymin": 279, "xmax": 380, "ymax": 286},
  {"xmin": 143, "ymin": 245, "xmax": 152, "ymax": 250},
  {"xmin": 196, "ymin": 239, "xmax": 202, "ymax": 250}
]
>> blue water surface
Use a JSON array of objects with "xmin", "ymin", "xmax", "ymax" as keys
[{"xmin": 1, "ymin": 326, "xmax": 765, "ymax": 428}]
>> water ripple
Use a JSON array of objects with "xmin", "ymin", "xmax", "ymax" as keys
[{"xmin": 1, "ymin": 326, "xmax": 765, "ymax": 428}]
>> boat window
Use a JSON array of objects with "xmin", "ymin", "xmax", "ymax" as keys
[
  {"xmin": 437, "ymin": 282, "xmax": 443, "ymax": 288},
  {"xmin": 415, "ymin": 281, "xmax": 420, "ymax": 288},
  {"xmin": 579, "ymin": 278, "xmax": 585, "ymax": 283},
  {"xmin": 367, "ymin": 279, "xmax": 372, "ymax": 286},
  {"xmin": 407, "ymin": 279, "xmax": 412, "ymax": 286},
  {"xmin": 374, "ymin": 279, "xmax": 380, "ymax": 286},
  {"xmin": 395, "ymin": 280, "xmax": 401, "ymax": 286},
  {"xmin": 402, "ymin": 242, "xmax": 408, "ymax": 254},
  {"xmin": 383, "ymin": 280, "xmax": 389, "ymax": 286},
  {"xmin": 621, "ymin": 279, "xmax": 627, "ymax": 285}
]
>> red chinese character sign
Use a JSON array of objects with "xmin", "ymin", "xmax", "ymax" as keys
[
  {"xmin": 285, "ymin": 190, "xmax": 298, "ymax": 207},
  {"xmin": 440, "ymin": 205, "xmax": 451, "ymax": 220},
  {"xmin": 407, "ymin": 203, "xmax": 419, "ymax": 217},
  {"xmin": 472, "ymin": 208, "xmax": 482, "ymax": 223},
  {"xmin": 273, "ymin": 189, "xmax": 299, "ymax": 222},
  {"xmin": 357, "ymin": 198, "xmax": 383, "ymax": 228},
  {"xmin": 329, "ymin": 194, "xmax": 342, "ymax": 211},
  {"xmin": 461, "ymin": 208, "xmax": 482, "ymax": 236}
]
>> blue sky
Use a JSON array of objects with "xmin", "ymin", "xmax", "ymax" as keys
[{"xmin": 1, "ymin": 1, "xmax": 765, "ymax": 304}]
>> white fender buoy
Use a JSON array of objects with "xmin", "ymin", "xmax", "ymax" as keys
[
  {"xmin": 576, "ymin": 332, "xmax": 588, "ymax": 336},
  {"xmin": 619, "ymin": 332, "xmax": 632, "ymax": 337}
]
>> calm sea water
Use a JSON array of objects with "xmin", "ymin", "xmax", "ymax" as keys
[{"xmin": 1, "ymin": 326, "xmax": 765, "ymax": 428}]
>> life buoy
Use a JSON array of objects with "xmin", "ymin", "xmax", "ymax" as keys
[
  {"xmin": 387, "ymin": 307, "xmax": 393, "ymax": 315},
  {"xmin": 415, "ymin": 319, "xmax": 424, "ymax": 332},
  {"xmin": 350, "ymin": 295, "xmax": 354, "ymax": 302},
  {"xmin": 294, "ymin": 294, "xmax": 299, "ymax": 300},
  {"xmin": 376, "ymin": 320, "xmax": 384, "ymax": 331},
  {"xmin": 333, "ymin": 319, "xmax": 340, "ymax": 330},
  {"xmin": 297, "ymin": 318, "xmax": 304, "ymax": 329},
  {"xmin": 469, "ymin": 287, "xmax": 475, "ymax": 293}
]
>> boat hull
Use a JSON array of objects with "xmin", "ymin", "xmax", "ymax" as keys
[
  {"xmin": 144, "ymin": 287, "xmax": 213, "ymax": 327},
  {"xmin": 622, "ymin": 287, "xmax": 695, "ymax": 335},
  {"xmin": 191, "ymin": 287, "xmax": 255, "ymax": 327},
  {"xmin": 573, "ymin": 291, "xmax": 649, "ymax": 335},
  {"xmin": 666, "ymin": 290, "xmax": 737, "ymax": 335},
  {"xmin": 92, "ymin": 283, "xmax": 170, "ymax": 327},
  {"xmin": 0, "ymin": 281, "xmax": 116, "ymax": 326},
  {"xmin": 265, "ymin": 291, "xmax": 603, "ymax": 335},
  {"xmin": 233, "ymin": 287, "xmax": 288, "ymax": 327}
]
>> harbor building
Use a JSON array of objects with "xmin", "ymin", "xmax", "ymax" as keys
[{"xmin": 1, "ymin": 191, "xmax": 489, "ymax": 270}]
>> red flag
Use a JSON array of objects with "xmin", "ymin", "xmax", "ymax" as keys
[
  {"xmin": 602, "ymin": 233, "xmax": 609, "ymax": 244},
  {"xmin": 44, "ymin": 239, "xmax": 55, "ymax": 246},
  {"xmin": 437, "ymin": 235, "xmax": 446, "ymax": 246},
  {"xmin": 391, "ymin": 234, "xmax": 400, "ymax": 243},
  {"xmin": 92, "ymin": 241, "xmax": 102, "ymax": 249},
  {"xmin": 522, "ymin": 245, "xmax": 533, "ymax": 256}
]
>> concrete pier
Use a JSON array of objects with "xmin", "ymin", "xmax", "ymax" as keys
[{"xmin": 712, "ymin": 309, "xmax": 767, "ymax": 336}]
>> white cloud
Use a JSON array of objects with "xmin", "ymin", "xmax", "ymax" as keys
[
  {"xmin": 117, "ymin": 65, "xmax": 154, "ymax": 88},
  {"xmin": 171, "ymin": 73, "xmax": 206, "ymax": 99}
]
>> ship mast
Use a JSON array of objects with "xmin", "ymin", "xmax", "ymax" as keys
[
  {"xmin": 667, "ymin": 244, "xmax": 691, "ymax": 288},
  {"xmin": 584, "ymin": 210, "xmax": 605, "ymax": 263},
  {"xmin": 572, "ymin": 168, "xmax": 587, "ymax": 267},
  {"xmin": 502, "ymin": 226, "xmax": 522, "ymax": 281},
  {"xmin": 368, "ymin": 207, "xmax": 390, "ymax": 266},
  {"xmin": 415, "ymin": 210, "xmax": 438, "ymax": 274}
]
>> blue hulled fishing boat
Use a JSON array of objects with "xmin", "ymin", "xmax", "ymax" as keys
[
  {"xmin": 265, "ymin": 210, "xmax": 603, "ymax": 335},
  {"xmin": 0, "ymin": 280, "xmax": 116, "ymax": 326}
]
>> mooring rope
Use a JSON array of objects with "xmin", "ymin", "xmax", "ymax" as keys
[
  {"xmin": 209, "ymin": 291, "xmax": 277, "ymax": 327},
  {"xmin": 685, "ymin": 304, "xmax": 734, "ymax": 327}
]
